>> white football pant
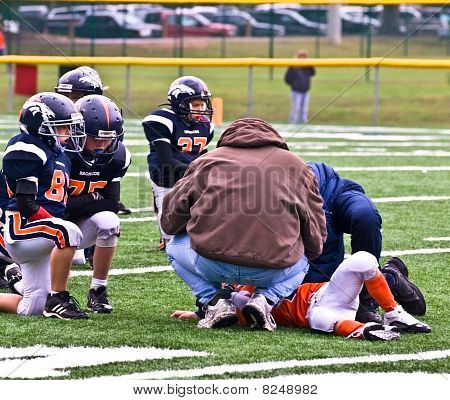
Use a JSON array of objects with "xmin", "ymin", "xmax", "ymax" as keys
[{"xmin": 307, "ymin": 251, "xmax": 379, "ymax": 332}]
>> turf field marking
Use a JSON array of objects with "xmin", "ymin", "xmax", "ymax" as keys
[
  {"xmin": 424, "ymin": 237, "xmax": 450, "ymax": 241},
  {"xmin": 70, "ymin": 247, "xmax": 450, "ymax": 277},
  {"xmin": 379, "ymin": 248, "xmax": 450, "ymax": 257},
  {"xmin": 90, "ymin": 349, "xmax": 450, "ymax": 380},
  {"xmin": 124, "ymin": 167, "xmax": 450, "ymax": 179},
  {"xmin": 128, "ymin": 206, "xmax": 153, "ymax": 212},
  {"xmin": 275, "ymin": 125, "xmax": 450, "ymax": 135},
  {"xmin": 279, "ymin": 133, "xmax": 441, "ymax": 141},
  {"xmin": 336, "ymin": 166, "xmax": 450, "ymax": 172},
  {"xmin": 121, "ymin": 139, "xmax": 450, "ymax": 148},
  {"xmin": 373, "ymin": 195, "xmax": 450, "ymax": 203},
  {"xmin": 70, "ymin": 266, "xmax": 173, "ymax": 277},
  {"xmin": 120, "ymin": 216, "xmax": 156, "ymax": 223},
  {"xmin": 0, "ymin": 345, "xmax": 208, "ymax": 379},
  {"xmin": 125, "ymin": 150, "xmax": 450, "ymax": 158},
  {"xmin": 293, "ymin": 151, "xmax": 450, "ymax": 157}
]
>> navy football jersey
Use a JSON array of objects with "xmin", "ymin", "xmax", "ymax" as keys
[
  {"xmin": 142, "ymin": 108, "xmax": 214, "ymax": 187},
  {"xmin": 67, "ymin": 142, "xmax": 131, "ymax": 197},
  {"xmin": 2, "ymin": 133, "xmax": 71, "ymax": 218}
]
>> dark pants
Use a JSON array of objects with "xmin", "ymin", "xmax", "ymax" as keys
[{"xmin": 304, "ymin": 189, "xmax": 382, "ymax": 283}]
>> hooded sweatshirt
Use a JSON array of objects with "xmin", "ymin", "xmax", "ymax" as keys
[{"xmin": 161, "ymin": 118, "xmax": 327, "ymax": 269}]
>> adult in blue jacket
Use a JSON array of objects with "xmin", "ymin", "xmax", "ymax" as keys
[{"xmin": 305, "ymin": 161, "xmax": 425, "ymax": 323}]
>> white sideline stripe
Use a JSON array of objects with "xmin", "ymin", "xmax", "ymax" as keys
[
  {"xmin": 128, "ymin": 206, "xmax": 153, "ymax": 212},
  {"xmin": 119, "ymin": 140, "xmax": 450, "ymax": 148},
  {"xmin": 424, "ymin": 237, "xmax": 450, "ymax": 242},
  {"xmin": 124, "ymin": 172, "xmax": 150, "ymax": 178},
  {"xmin": 373, "ymin": 195, "xmax": 450, "ymax": 203},
  {"xmin": 91, "ymin": 350, "xmax": 450, "ymax": 380},
  {"xmin": 127, "ymin": 150, "xmax": 450, "ymax": 158},
  {"xmin": 71, "ymin": 247, "xmax": 450, "ymax": 277},
  {"xmin": 70, "ymin": 266, "xmax": 173, "ymax": 277},
  {"xmin": 379, "ymin": 248, "xmax": 450, "ymax": 257},
  {"xmin": 336, "ymin": 166, "xmax": 450, "ymax": 172},
  {"xmin": 279, "ymin": 133, "xmax": 441, "ymax": 141},
  {"xmin": 120, "ymin": 216, "xmax": 156, "ymax": 223},
  {"xmin": 123, "ymin": 168, "xmax": 450, "ymax": 179},
  {"xmin": 296, "ymin": 151, "xmax": 450, "ymax": 157},
  {"xmin": 275, "ymin": 124, "xmax": 450, "ymax": 135}
]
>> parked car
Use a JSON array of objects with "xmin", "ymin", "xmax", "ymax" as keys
[
  {"xmin": 250, "ymin": 9, "xmax": 325, "ymax": 36},
  {"xmin": 46, "ymin": 6, "xmax": 91, "ymax": 35},
  {"xmin": 299, "ymin": 6, "xmax": 380, "ymax": 34},
  {"xmin": 212, "ymin": 11, "xmax": 285, "ymax": 36},
  {"xmin": 163, "ymin": 11, "xmax": 237, "ymax": 37},
  {"xmin": 359, "ymin": 5, "xmax": 422, "ymax": 33},
  {"xmin": 17, "ymin": 5, "xmax": 49, "ymax": 32},
  {"xmin": 139, "ymin": 7, "xmax": 172, "ymax": 24},
  {"xmin": 437, "ymin": 12, "xmax": 450, "ymax": 38},
  {"xmin": 75, "ymin": 11, "xmax": 162, "ymax": 38},
  {"xmin": 254, "ymin": 3, "xmax": 302, "ymax": 12}
]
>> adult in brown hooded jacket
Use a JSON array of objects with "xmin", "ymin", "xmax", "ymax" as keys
[{"xmin": 161, "ymin": 118, "xmax": 327, "ymax": 331}]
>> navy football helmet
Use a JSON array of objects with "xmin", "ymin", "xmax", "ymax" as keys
[
  {"xmin": 55, "ymin": 67, "xmax": 104, "ymax": 98},
  {"xmin": 19, "ymin": 92, "xmax": 86, "ymax": 152},
  {"xmin": 167, "ymin": 76, "xmax": 213, "ymax": 122},
  {"xmin": 75, "ymin": 95, "xmax": 124, "ymax": 166}
]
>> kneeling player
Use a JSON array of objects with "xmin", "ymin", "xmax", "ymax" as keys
[
  {"xmin": 0, "ymin": 92, "xmax": 87, "ymax": 319},
  {"xmin": 66, "ymin": 94, "xmax": 131, "ymax": 313},
  {"xmin": 172, "ymin": 252, "xmax": 431, "ymax": 340}
]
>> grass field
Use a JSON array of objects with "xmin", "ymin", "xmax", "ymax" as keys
[
  {"xmin": 0, "ymin": 115, "xmax": 449, "ymax": 382},
  {"xmin": 1, "ymin": 35, "xmax": 449, "ymax": 127}
]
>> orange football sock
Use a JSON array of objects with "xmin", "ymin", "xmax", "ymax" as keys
[
  {"xmin": 334, "ymin": 320, "xmax": 364, "ymax": 337},
  {"xmin": 365, "ymin": 271, "xmax": 397, "ymax": 312}
]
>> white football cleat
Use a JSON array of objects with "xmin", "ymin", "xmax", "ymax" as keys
[{"xmin": 384, "ymin": 305, "xmax": 431, "ymax": 333}]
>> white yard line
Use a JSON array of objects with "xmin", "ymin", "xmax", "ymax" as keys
[
  {"xmin": 120, "ymin": 196, "xmax": 450, "ymax": 212},
  {"xmin": 71, "ymin": 247, "xmax": 450, "ymax": 277},
  {"xmin": 275, "ymin": 125, "xmax": 450, "ymax": 135},
  {"xmin": 379, "ymin": 248, "xmax": 450, "ymax": 257},
  {"xmin": 279, "ymin": 133, "xmax": 441, "ymax": 141},
  {"xmin": 124, "ymin": 150, "xmax": 450, "ymax": 158},
  {"xmin": 128, "ymin": 206, "xmax": 153, "ymax": 213},
  {"xmin": 373, "ymin": 195, "xmax": 450, "ymax": 203},
  {"xmin": 120, "ymin": 140, "xmax": 450, "ymax": 148},
  {"xmin": 297, "ymin": 151, "xmax": 450, "ymax": 157},
  {"xmin": 120, "ymin": 216, "xmax": 156, "ymax": 223},
  {"xmin": 336, "ymin": 166, "xmax": 450, "ymax": 172},
  {"xmin": 424, "ymin": 237, "xmax": 450, "ymax": 242},
  {"xmin": 70, "ymin": 266, "xmax": 172, "ymax": 277},
  {"xmin": 123, "ymin": 167, "xmax": 450, "ymax": 178},
  {"xmin": 91, "ymin": 349, "xmax": 450, "ymax": 380}
]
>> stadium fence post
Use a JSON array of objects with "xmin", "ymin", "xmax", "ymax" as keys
[
  {"xmin": 373, "ymin": 66, "xmax": 379, "ymax": 126},
  {"xmin": 125, "ymin": 65, "xmax": 131, "ymax": 115},
  {"xmin": 7, "ymin": 62, "xmax": 13, "ymax": 113},
  {"xmin": 247, "ymin": 66, "xmax": 253, "ymax": 116}
]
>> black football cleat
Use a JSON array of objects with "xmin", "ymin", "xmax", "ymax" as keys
[
  {"xmin": 382, "ymin": 257, "xmax": 426, "ymax": 316},
  {"xmin": 43, "ymin": 291, "xmax": 88, "ymax": 320},
  {"xmin": 118, "ymin": 202, "xmax": 132, "ymax": 215},
  {"xmin": 87, "ymin": 286, "xmax": 113, "ymax": 314},
  {"xmin": 5, "ymin": 264, "xmax": 22, "ymax": 295},
  {"xmin": 356, "ymin": 289, "xmax": 382, "ymax": 324}
]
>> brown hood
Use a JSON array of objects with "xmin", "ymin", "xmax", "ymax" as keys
[{"xmin": 217, "ymin": 118, "xmax": 289, "ymax": 150}]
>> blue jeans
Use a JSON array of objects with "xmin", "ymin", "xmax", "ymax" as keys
[
  {"xmin": 166, "ymin": 233, "xmax": 309, "ymax": 305},
  {"xmin": 289, "ymin": 90, "xmax": 310, "ymax": 124}
]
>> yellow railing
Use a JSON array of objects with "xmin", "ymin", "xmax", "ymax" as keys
[{"xmin": 1, "ymin": 56, "xmax": 449, "ymax": 69}]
